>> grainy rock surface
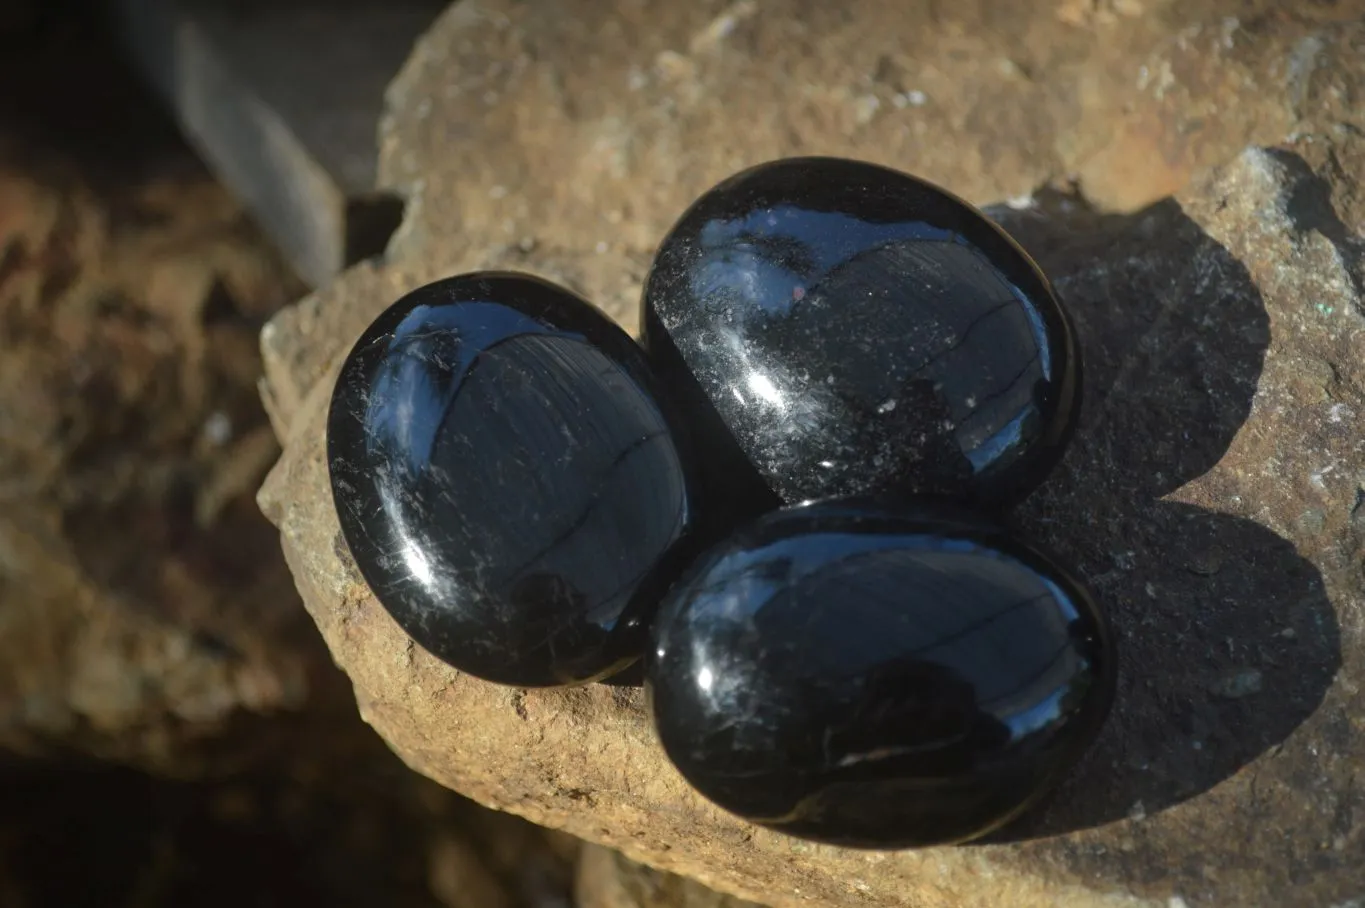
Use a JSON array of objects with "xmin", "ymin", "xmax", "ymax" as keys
[
  {"xmin": 258, "ymin": 2, "xmax": 1365, "ymax": 906},
  {"xmin": 577, "ymin": 844, "xmax": 764, "ymax": 908}
]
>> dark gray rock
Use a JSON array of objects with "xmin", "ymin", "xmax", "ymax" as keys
[{"xmin": 110, "ymin": 0, "xmax": 444, "ymax": 285}]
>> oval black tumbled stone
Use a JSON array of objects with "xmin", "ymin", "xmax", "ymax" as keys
[
  {"xmin": 646, "ymin": 500, "xmax": 1115, "ymax": 848},
  {"xmin": 641, "ymin": 156, "xmax": 1081, "ymax": 509},
  {"xmin": 328, "ymin": 273, "xmax": 702, "ymax": 687}
]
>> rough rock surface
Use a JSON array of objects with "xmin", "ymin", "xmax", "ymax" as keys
[
  {"xmin": 257, "ymin": 2, "xmax": 1365, "ymax": 906},
  {"xmin": 577, "ymin": 845, "xmax": 764, "ymax": 908},
  {"xmin": 259, "ymin": 0, "xmax": 1365, "ymax": 421}
]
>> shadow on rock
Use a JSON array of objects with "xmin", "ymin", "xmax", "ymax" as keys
[{"xmin": 980, "ymin": 194, "xmax": 1342, "ymax": 839}]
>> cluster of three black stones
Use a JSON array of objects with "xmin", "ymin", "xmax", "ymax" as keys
[{"xmin": 327, "ymin": 157, "xmax": 1117, "ymax": 848}]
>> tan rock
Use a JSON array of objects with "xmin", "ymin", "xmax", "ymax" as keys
[
  {"xmin": 257, "ymin": 1, "xmax": 1365, "ymax": 905},
  {"xmin": 577, "ymin": 844, "xmax": 765, "ymax": 908},
  {"xmin": 261, "ymin": 0, "xmax": 1365, "ymax": 414}
]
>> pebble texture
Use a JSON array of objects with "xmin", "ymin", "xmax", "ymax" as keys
[{"xmin": 257, "ymin": 1, "xmax": 1365, "ymax": 905}]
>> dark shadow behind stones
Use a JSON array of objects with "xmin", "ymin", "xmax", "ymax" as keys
[
  {"xmin": 977, "ymin": 194, "xmax": 1341, "ymax": 839},
  {"xmin": 608, "ymin": 190, "xmax": 1342, "ymax": 843}
]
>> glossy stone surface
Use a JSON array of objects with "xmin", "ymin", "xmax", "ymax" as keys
[
  {"xmin": 647, "ymin": 500, "xmax": 1115, "ymax": 848},
  {"xmin": 641, "ymin": 157, "xmax": 1081, "ymax": 509},
  {"xmin": 328, "ymin": 273, "xmax": 701, "ymax": 687}
]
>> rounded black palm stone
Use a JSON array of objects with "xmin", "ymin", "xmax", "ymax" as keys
[
  {"xmin": 641, "ymin": 156, "xmax": 1081, "ymax": 509},
  {"xmin": 328, "ymin": 272, "xmax": 703, "ymax": 687},
  {"xmin": 646, "ymin": 499, "xmax": 1115, "ymax": 848}
]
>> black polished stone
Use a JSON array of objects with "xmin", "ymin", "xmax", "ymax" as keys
[
  {"xmin": 328, "ymin": 272, "xmax": 703, "ymax": 687},
  {"xmin": 646, "ymin": 500, "xmax": 1115, "ymax": 848},
  {"xmin": 599, "ymin": 660, "xmax": 646, "ymax": 688},
  {"xmin": 641, "ymin": 157, "xmax": 1081, "ymax": 509}
]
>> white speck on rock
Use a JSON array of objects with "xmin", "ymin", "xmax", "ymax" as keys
[
  {"xmin": 1211, "ymin": 669, "xmax": 1263, "ymax": 699},
  {"xmin": 1151, "ymin": 59, "xmax": 1176, "ymax": 100},
  {"xmin": 854, "ymin": 94, "xmax": 881, "ymax": 125},
  {"xmin": 1287, "ymin": 35, "xmax": 1325, "ymax": 107},
  {"xmin": 1310, "ymin": 464, "xmax": 1335, "ymax": 490},
  {"xmin": 876, "ymin": 398, "xmax": 897, "ymax": 414},
  {"xmin": 202, "ymin": 411, "xmax": 232, "ymax": 446},
  {"xmin": 1219, "ymin": 16, "xmax": 1240, "ymax": 50},
  {"xmin": 892, "ymin": 89, "xmax": 928, "ymax": 109},
  {"xmin": 689, "ymin": 0, "xmax": 757, "ymax": 54}
]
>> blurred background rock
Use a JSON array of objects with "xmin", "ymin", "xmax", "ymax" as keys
[{"xmin": 0, "ymin": 3, "xmax": 623, "ymax": 905}]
